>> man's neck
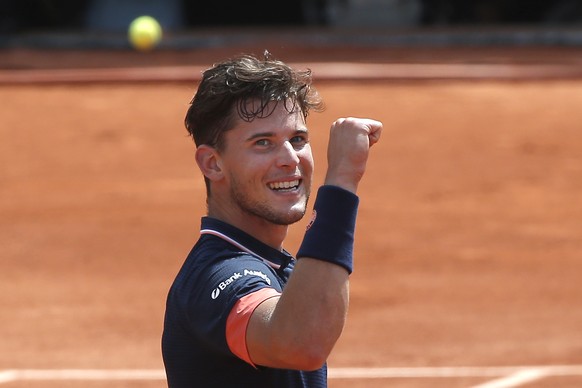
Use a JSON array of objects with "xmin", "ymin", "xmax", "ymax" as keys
[{"xmin": 207, "ymin": 204, "xmax": 288, "ymax": 251}]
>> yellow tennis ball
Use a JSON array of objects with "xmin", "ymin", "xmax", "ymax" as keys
[{"xmin": 128, "ymin": 16, "xmax": 162, "ymax": 51}]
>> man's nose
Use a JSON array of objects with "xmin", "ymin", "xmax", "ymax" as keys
[{"xmin": 277, "ymin": 141, "xmax": 300, "ymax": 167}]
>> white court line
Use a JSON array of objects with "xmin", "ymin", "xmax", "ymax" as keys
[
  {"xmin": 329, "ymin": 365, "xmax": 582, "ymax": 379},
  {"xmin": 0, "ymin": 369, "xmax": 166, "ymax": 383},
  {"xmin": 0, "ymin": 371, "xmax": 17, "ymax": 384},
  {"xmin": 1, "ymin": 366, "xmax": 582, "ymax": 384},
  {"xmin": 329, "ymin": 366, "xmax": 523, "ymax": 378},
  {"xmin": 471, "ymin": 365, "xmax": 582, "ymax": 388},
  {"xmin": 470, "ymin": 368, "xmax": 550, "ymax": 388}
]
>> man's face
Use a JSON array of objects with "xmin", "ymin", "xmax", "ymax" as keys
[{"xmin": 218, "ymin": 102, "xmax": 314, "ymax": 226}]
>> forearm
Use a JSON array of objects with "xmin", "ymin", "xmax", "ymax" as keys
[
  {"xmin": 247, "ymin": 186, "xmax": 357, "ymax": 369},
  {"xmin": 276, "ymin": 258, "xmax": 349, "ymax": 360},
  {"xmin": 247, "ymin": 258, "xmax": 349, "ymax": 370}
]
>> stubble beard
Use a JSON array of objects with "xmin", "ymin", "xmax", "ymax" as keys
[{"xmin": 229, "ymin": 184, "xmax": 310, "ymax": 226}]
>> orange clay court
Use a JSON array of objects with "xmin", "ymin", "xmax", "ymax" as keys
[{"xmin": 1, "ymin": 41, "xmax": 582, "ymax": 387}]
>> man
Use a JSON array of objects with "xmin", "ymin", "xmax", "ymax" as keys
[{"xmin": 162, "ymin": 52, "xmax": 382, "ymax": 387}]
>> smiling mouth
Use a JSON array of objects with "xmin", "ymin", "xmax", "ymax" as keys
[{"xmin": 269, "ymin": 179, "xmax": 300, "ymax": 191}]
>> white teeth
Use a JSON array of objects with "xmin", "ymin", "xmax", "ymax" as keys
[{"xmin": 269, "ymin": 180, "xmax": 299, "ymax": 190}]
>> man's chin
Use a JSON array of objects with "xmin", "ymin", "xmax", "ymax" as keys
[{"xmin": 270, "ymin": 206, "xmax": 307, "ymax": 226}]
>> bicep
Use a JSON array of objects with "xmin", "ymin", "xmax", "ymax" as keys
[
  {"xmin": 226, "ymin": 288, "xmax": 280, "ymax": 367},
  {"xmin": 245, "ymin": 295, "xmax": 281, "ymax": 367}
]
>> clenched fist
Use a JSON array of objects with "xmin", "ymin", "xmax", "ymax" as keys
[{"xmin": 324, "ymin": 117, "xmax": 383, "ymax": 193}]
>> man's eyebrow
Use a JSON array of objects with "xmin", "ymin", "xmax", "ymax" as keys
[
  {"xmin": 245, "ymin": 132, "xmax": 274, "ymax": 142},
  {"xmin": 245, "ymin": 128, "xmax": 308, "ymax": 142}
]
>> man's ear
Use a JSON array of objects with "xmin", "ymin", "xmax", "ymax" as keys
[{"xmin": 195, "ymin": 145, "xmax": 223, "ymax": 181}]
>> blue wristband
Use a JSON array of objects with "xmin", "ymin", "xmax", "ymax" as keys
[{"xmin": 296, "ymin": 185, "xmax": 359, "ymax": 274}]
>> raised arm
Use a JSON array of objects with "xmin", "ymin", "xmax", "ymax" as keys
[{"xmin": 246, "ymin": 118, "xmax": 383, "ymax": 370}]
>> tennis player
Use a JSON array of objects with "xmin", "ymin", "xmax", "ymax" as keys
[{"xmin": 162, "ymin": 52, "xmax": 382, "ymax": 387}]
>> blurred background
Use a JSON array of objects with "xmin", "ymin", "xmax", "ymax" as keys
[
  {"xmin": 2, "ymin": 2, "xmax": 582, "ymax": 387},
  {"xmin": 2, "ymin": 0, "xmax": 582, "ymax": 49}
]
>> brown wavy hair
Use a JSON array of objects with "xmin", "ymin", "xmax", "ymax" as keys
[{"xmin": 184, "ymin": 51, "xmax": 325, "ymax": 151}]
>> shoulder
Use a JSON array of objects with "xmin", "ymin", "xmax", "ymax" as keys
[{"xmin": 175, "ymin": 235, "xmax": 284, "ymax": 298}]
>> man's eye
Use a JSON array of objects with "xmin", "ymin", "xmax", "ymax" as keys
[
  {"xmin": 255, "ymin": 139, "xmax": 271, "ymax": 147},
  {"xmin": 290, "ymin": 136, "xmax": 308, "ymax": 147}
]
